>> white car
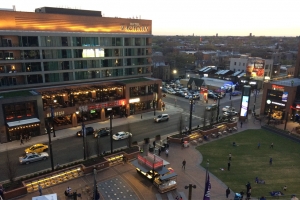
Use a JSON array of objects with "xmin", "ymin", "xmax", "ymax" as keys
[
  {"xmin": 222, "ymin": 106, "xmax": 235, "ymax": 112},
  {"xmin": 223, "ymin": 111, "xmax": 238, "ymax": 116},
  {"xmin": 19, "ymin": 152, "xmax": 49, "ymax": 165},
  {"xmin": 112, "ymin": 131, "xmax": 131, "ymax": 140}
]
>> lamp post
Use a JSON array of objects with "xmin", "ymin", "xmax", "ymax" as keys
[
  {"xmin": 153, "ymin": 100, "xmax": 156, "ymax": 116},
  {"xmin": 50, "ymin": 100, "xmax": 56, "ymax": 137},
  {"xmin": 185, "ymin": 184, "xmax": 196, "ymax": 200},
  {"xmin": 217, "ymin": 97, "xmax": 221, "ymax": 122},
  {"xmin": 46, "ymin": 119, "xmax": 55, "ymax": 172},
  {"xmin": 78, "ymin": 105, "xmax": 88, "ymax": 160},
  {"xmin": 189, "ymin": 99, "xmax": 194, "ymax": 134},
  {"xmin": 253, "ymin": 88, "xmax": 258, "ymax": 115},
  {"xmin": 93, "ymin": 167, "xmax": 97, "ymax": 200},
  {"xmin": 108, "ymin": 108, "xmax": 113, "ymax": 153}
]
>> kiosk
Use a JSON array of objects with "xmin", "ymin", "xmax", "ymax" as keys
[{"xmin": 131, "ymin": 153, "xmax": 177, "ymax": 193}]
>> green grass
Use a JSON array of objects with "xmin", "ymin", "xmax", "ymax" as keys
[{"xmin": 196, "ymin": 129, "xmax": 300, "ymax": 198}]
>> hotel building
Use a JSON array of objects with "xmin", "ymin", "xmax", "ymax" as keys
[{"xmin": 0, "ymin": 7, "xmax": 162, "ymax": 143}]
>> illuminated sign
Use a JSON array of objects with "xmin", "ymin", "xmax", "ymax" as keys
[
  {"xmin": 272, "ymin": 101, "xmax": 285, "ymax": 106},
  {"xmin": 272, "ymin": 85, "xmax": 284, "ymax": 90},
  {"xmin": 282, "ymin": 92, "xmax": 288, "ymax": 102},
  {"xmin": 266, "ymin": 100, "xmax": 271, "ymax": 104},
  {"xmin": 296, "ymin": 104, "xmax": 300, "ymax": 109},
  {"xmin": 249, "ymin": 81, "xmax": 256, "ymax": 85},
  {"xmin": 240, "ymin": 96, "xmax": 249, "ymax": 117},
  {"xmin": 246, "ymin": 59, "xmax": 265, "ymax": 77},
  {"xmin": 129, "ymin": 98, "xmax": 140, "ymax": 103},
  {"xmin": 121, "ymin": 23, "xmax": 149, "ymax": 32},
  {"xmin": 82, "ymin": 48, "xmax": 104, "ymax": 58},
  {"xmin": 46, "ymin": 111, "xmax": 64, "ymax": 117}
]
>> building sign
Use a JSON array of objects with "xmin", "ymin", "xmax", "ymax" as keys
[
  {"xmin": 272, "ymin": 85, "xmax": 284, "ymax": 91},
  {"xmin": 296, "ymin": 104, "xmax": 300, "ymax": 109},
  {"xmin": 129, "ymin": 98, "xmax": 140, "ymax": 103},
  {"xmin": 271, "ymin": 101, "xmax": 285, "ymax": 106},
  {"xmin": 121, "ymin": 23, "xmax": 149, "ymax": 32},
  {"xmin": 282, "ymin": 92, "xmax": 288, "ymax": 102},
  {"xmin": 88, "ymin": 100, "xmax": 126, "ymax": 110},
  {"xmin": 246, "ymin": 59, "xmax": 265, "ymax": 77},
  {"xmin": 46, "ymin": 111, "xmax": 64, "ymax": 117}
]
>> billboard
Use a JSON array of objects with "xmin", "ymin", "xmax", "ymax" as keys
[
  {"xmin": 282, "ymin": 92, "xmax": 288, "ymax": 102},
  {"xmin": 240, "ymin": 96, "xmax": 249, "ymax": 117},
  {"xmin": 246, "ymin": 59, "xmax": 265, "ymax": 77}
]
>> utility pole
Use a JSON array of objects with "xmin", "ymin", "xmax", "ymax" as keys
[
  {"xmin": 189, "ymin": 99, "xmax": 193, "ymax": 134},
  {"xmin": 46, "ymin": 119, "xmax": 54, "ymax": 171}
]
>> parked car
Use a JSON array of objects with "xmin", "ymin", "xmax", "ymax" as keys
[
  {"xmin": 231, "ymin": 91, "xmax": 242, "ymax": 96},
  {"xmin": 223, "ymin": 111, "xmax": 238, "ymax": 116},
  {"xmin": 76, "ymin": 127, "xmax": 94, "ymax": 137},
  {"xmin": 206, "ymin": 104, "xmax": 217, "ymax": 111},
  {"xmin": 94, "ymin": 128, "xmax": 110, "ymax": 138},
  {"xmin": 112, "ymin": 131, "xmax": 131, "ymax": 140},
  {"xmin": 154, "ymin": 114, "xmax": 169, "ymax": 122},
  {"xmin": 208, "ymin": 93, "xmax": 218, "ymax": 99},
  {"xmin": 222, "ymin": 106, "xmax": 235, "ymax": 112},
  {"xmin": 19, "ymin": 152, "xmax": 49, "ymax": 165},
  {"xmin": 25, "ymin": 144, "xmax": 48, "ymax": 154}
]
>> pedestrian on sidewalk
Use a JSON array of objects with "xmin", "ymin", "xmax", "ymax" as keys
[
  {"xmin": 270, "ymin": 142, "xmax": 274, "ymax": 148},
  {"xmin": 20, "ymin": 135, "xmax": 24, "ymax": 145},
  {"xmin": 182, "ymin": 159, "xmax": 186, "ymax": 170},
  {"xmin": 38, "ymin": 184, "xmax": 42, "ymax": 196},
  {"xmin": 165, "ymin": 149, "xmax": 169, "ymax": 157},
  {"xmin": 240, "ymin": 121, "xmax": 243, "ymax": 128},
  {"xmin": 228, "ymin": 161, "xmax": 231, "ymax": 171},
  {"xmin": 24, "ymin": 134, "xmax": 28, "ymax": 142},
  {"xmin": 269, "ymin": 157, "xmax": 272, "ymax": 165},
  {"xmin": 229, "ymin": 153, "xmax": 232, "ymax": 161},
  {"xmin": 258, "ymin": 142, "xmax": 260, "ymax": 149},
  {"xmin": 226, "ymin": 187, "xmax": 231, "ymax": 198},
  {"xmin": 158, "ymin": 148, "xmax": 161, "ymax": 156}
]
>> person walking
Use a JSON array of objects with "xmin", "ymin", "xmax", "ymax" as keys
[
  {"xmin": 229, "ymin": 153, "xmax": 232, "ymax": 161},
  {"xmin": 153, "ymin": 140, "xmax": 156, "ymax": 148},
  {"xmin": 226, "ymin": 187, "xmax": 231, "ymax": 198},
  {"xmin": 228, "ymin": 161, "xmax": 231, "ymax": 171},
  {"xmin": 240, "ymin": 121, "xmax": 243, "ymax": 128},
  {"xmin": 257, "ymin": 142, "xmax": 260, "ymax": 149},
  {"xmin": 38, "ymin": 184, "xmax": 42, "ymax": 196},
  {"xmin": 270, "ymin": 142, "xmax": 274, "ymax": 148},
  {"xmin": 165, "ymin": 149, "xmax": 169, "ymax": 157},
  {"xmin": 158, "ymin": 148, "xmax": 161, "ymax": 156},
  {"xmin": 269, "ymin": 157, "xmax": 272, "ymax": 165},
  {"xmin": 182, "ymin": 159, "xmax": 186, "ymax": 170},
  {"xmin": 20, "ymin": 135, "xmax": 24, "ymax": 145}
]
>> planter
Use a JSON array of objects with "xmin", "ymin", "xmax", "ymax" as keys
[
  {"xmin": 124, "ymin": 151, "xmax": 139, "ymax": 161},
  {"xmin": 169, "ymin": 136, "xmax": 190, "ymax": 144},
  {"xmin": 3, "ymin": 185, "xmax": 27, "ymax": 200},
  {"xmin": 200, "ymin": 127, "xmax": 219, "ymax": 136},
  {"xmin": 82, "ymin": 161, "xmax": 109, "ymax": 174},
  {"xmin": 227, "ymin": 121, "xmax": 237, "ymax": 128}
]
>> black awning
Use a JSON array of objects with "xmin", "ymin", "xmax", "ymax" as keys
[
  {"xmin": 131, "ymin": 159, "xmax": 150, "ymax": 173},
  {"xmin": 155, "ymin": 166, "xmax": 170, "ymax": 175}
]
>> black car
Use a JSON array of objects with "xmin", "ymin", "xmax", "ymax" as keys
[
  {"xmin": 94, "ymin": 128, "xmax": 110, "ymax": 138},
  {"xmin": 76, "ymin": 127, "xmax": 94, "ymax": 137},
  {"xmin": 208, "ymin": 93, "xmax": 217, "ymax": 99}
]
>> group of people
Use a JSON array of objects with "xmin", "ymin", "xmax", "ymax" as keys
[{"xmin": 20, "ymin": 133, "xmax": 32, "ymax": 145}]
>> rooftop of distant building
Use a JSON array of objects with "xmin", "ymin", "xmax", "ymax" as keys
[{"xmin": 271, "ymin": 78, "xmax": 300, "ymax": 87}]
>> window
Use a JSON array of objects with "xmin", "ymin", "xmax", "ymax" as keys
[
  {"xmin": 239, "ymin": 62, "xmax": 241, "ymax": 66},
  {"xmin": 20, "ymin": 36, "xmax": 39, "ymax": 47},
  {"xmin": 234, "ymin": 62, "xmax": 236, "ymax": 65},
  {"xmin": 4, "ymin": 52, "xmax": 14, "ymax": 60},
  {"xmin": 2, "ymin": 39, "xmax": 12, "ymax": 47},
  {"xmin": 243, "ymin": 63, "xmax": 245, "ymax": 66}
]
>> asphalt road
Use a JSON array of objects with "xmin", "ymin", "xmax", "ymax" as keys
[{"xmin": 0, "ymin": 92, "xmax": 263, "ymax": 182}]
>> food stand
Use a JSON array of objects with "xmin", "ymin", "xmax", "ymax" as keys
[{"xmin": 131, "ymin": 153, "xmax": 177, "ymax": 193}]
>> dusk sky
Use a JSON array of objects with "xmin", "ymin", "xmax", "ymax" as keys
[{"xmin": 1, "ymin": 0, "xmax": 299, "ymax": 37}]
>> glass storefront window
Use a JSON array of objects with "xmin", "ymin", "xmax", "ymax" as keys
[
  {"xmin": 75, "ymin": 71, "xmax": 89, "ymax": 80},
  {"xmin": 21, "ymin": 50, "xmax": 40, "ymax": 59},
  {"xmin": 27, "ymin": 75, "xmax": 43, "ymax": 84},
  {"xmin": 100, "ymin": 37, "xmax": 112, "ymax": 46},
  {"xmin": 22, "ymin": 62, "xmax": 42, "ymax": 72},
  {"xmin": 3, "ymin": 101, "xmax": 37, "ymax": 121},
  {"xmin": 42, "ymin": 50, "xmax": 72, "ymax": 59},
  {"xmin": 44, "ymin": 61, "xmax": 73, "ymax": 71},
  {"xmin": 20, "ymin": 36, "xmax": 39, "ymax": 47},
  {"xmin": 40, "ymin": 36, "xmax": 71, "ymax": 47}
]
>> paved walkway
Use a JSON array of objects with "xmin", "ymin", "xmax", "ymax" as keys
[{"xmin": 2, "ymin": 103, "xmax": 265, "ymax": 200}]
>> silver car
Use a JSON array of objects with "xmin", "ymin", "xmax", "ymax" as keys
[{"xmin": 19, "ymin": 152, "xmax": 49, "ymax": 165}]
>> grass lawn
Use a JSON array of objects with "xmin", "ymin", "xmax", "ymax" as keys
[{"xmin": 196, "ymin": 129, "xmax": 300, "ymax": 199}]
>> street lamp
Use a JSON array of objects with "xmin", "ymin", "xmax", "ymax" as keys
[
  {"xmin": 217, "ymin": 97, "xmax": 221, "ymax": 122},
  {"xmin": 93, "ymin": 167, "xmax": 98, "ymax": 200},
  {"xmin": 153, "ymin": 100, "xmax": 156, "ymax": 116},
  {"xmin": 78, "ymin": 105, "xmax": 88, "ymax": 160},
  {"xmin": 107, "ymin": 108, "xmax": 113, "ymax": 153},
  {"xmin": 50, "ymin": 100, "xmax": 57, "ymax": 137},
  {"xmin": 46, "ymin": 119, "xmax": 54, "ymax": 172},
  {"xmin": 185, "ymin": 184, "xmax": 196, "ymax": 200},
  {"xmin": 189, "ymin": 99, "xmax": 194, "ymax": 134}
]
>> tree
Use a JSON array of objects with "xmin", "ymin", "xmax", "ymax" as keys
[
  {"xmin": 178, "ymin": 114, "xmax": 184, "ymax": 134},
  {"xmin": 3, "ymin": 149, "xmax": 18, "ymax": 182}
]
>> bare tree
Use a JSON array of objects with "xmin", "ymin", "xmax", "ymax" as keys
[
  {"xmin": 4, "ymin": 149, "xmax": 18, "ymax": 182},
  {"xmin": 178, "ymin": 114, "xmax": 184, "ymax": 134}
]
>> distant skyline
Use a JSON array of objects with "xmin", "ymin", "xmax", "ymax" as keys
[{"xmin": 1, "ymin": 0, "xmax": 299, "ymax": 37}]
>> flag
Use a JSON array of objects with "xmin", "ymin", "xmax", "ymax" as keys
[{"xmin": 203, "ymin": 171, "xmax": 211, "ymax": 200}]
